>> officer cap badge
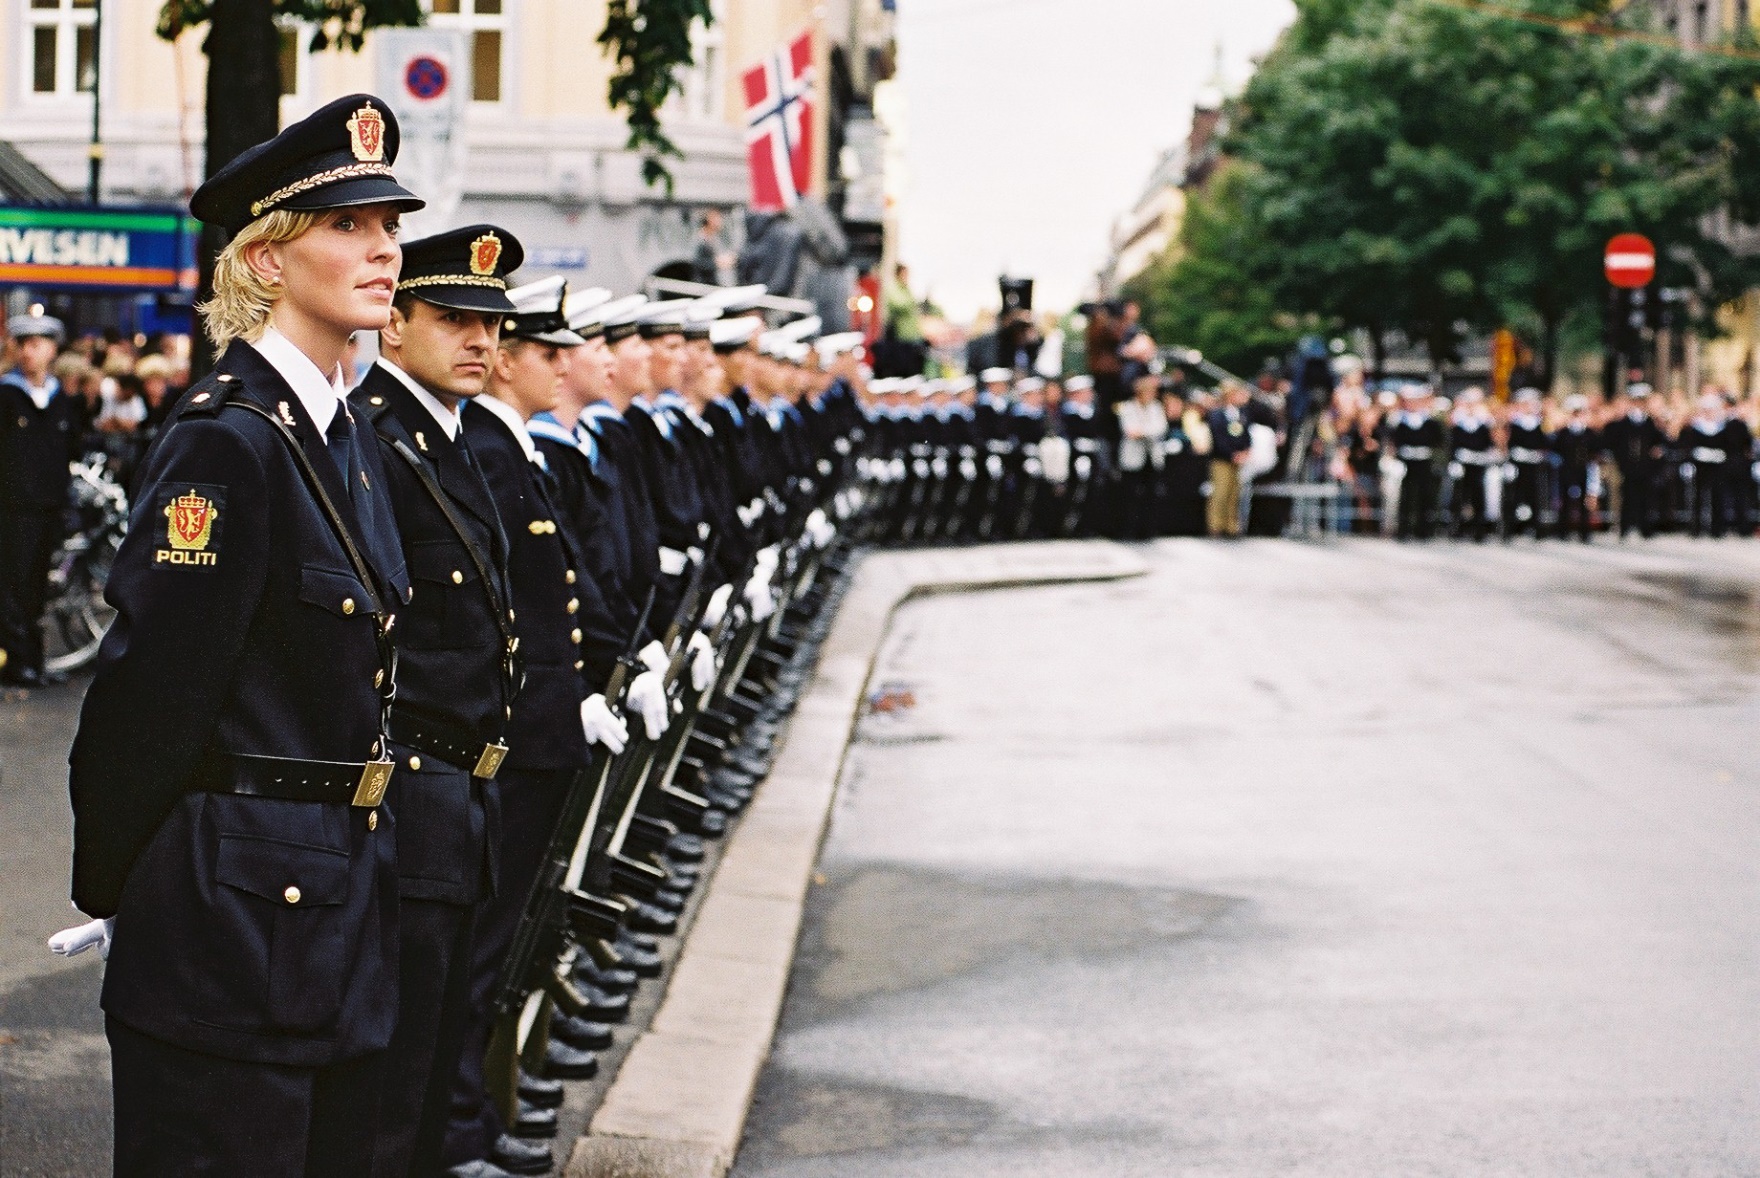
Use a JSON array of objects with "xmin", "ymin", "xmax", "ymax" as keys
[
  {"xmin": 470, "ymin": 233, "xmax": 503, "ymax": 277},
  {"xmin": 348, "ymin": 104, "xmax": 387, "ymax": 162}
]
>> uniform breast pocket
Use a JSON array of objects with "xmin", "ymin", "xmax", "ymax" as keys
[
  {"xmin": 405, "ymin": 539, "xmax": 482, "ymax": 648},
  {"xmin": 298, "ymin": 563, "xmax": 372, "ymax": 622},
  {"xmin": 213, "ymin": 835, "xmax": 351, "ymax": 1036}
]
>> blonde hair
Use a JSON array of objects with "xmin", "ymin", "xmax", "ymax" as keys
[{"xmin": 198, "ymin": 209, "xmax": 322, "ymax": 353}]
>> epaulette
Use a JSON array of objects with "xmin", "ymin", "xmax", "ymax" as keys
[
  {"xmin": 353, "ymin": 389, "xmax": 397, "ymax": 425},
  {"xmin": 178, "ymin": 371, "xmax": 240, "ymax": 418}
]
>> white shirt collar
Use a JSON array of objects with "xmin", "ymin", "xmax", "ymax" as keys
[
  {"xmin": 475, "ymin": 393, "xmax": 541, "ymax": 465},
  {"xmin": 254, "ymin": 325, "xmax": 348, "ymax": 435},
  {"xmin": 375, "ymin": 359, "xmax": 461, "ymax": 442},
  {"xmin": 18, "ymin": 375, "xmax": 57, "ymax": 412}
]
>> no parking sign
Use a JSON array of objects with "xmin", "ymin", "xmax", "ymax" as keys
[{"xmin": 376, "ymin": 29, "xmax": 470, "ymax": 225}]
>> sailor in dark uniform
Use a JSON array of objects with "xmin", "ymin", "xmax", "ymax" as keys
[
  {"xmin": 1446, "ymin": 386, "xmax": 1498, "ymax": 541},
  {"xmin": 57, "ymin": 93, "xmax": 421, "ymax": 1177},
  {"xmin": 1682, "ymin": 393, "xmax": 1735, "ymax": 538},
  {"xmin": 1503, "ymin": 388, "xmax": 1551, "ymax": 539},
  {"xmin": 347, "ymin": 225, "xmax": 522, "ymax": 1178},
  {"xmin": 1601, "ymin": 386, "xmax": 1666, "ymax": 538},
  {"xmin": 1389, "ymin": 384, "xmax": 1443, "ymax": 540},
  {"xmin": 0, "ymin": 311, "xmax": 83, "ymax": 686},
  {"xmin": 1552, "ymin": 394, "xmax": 1600, "ymax": 542}
]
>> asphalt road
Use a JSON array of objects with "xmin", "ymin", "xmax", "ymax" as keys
[{"xmin": 735, "ymin": 537, "xmax": 1760, "ymax": 1177}]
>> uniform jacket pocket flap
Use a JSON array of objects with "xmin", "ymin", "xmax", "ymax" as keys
[
  {"xmin": 298, "ymin": 564, "xmax": 369, "ymax": 617},
  {"xmin": 406, "ymin": 541, "xmax": 481, "ymax": 586},
  {"xmin": 215, "ymin": 836, "xmax": 349, "ymax": 906}
]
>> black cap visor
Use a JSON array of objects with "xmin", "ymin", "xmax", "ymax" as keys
[{"xmin": 278, "ymin": 174, "xmax": 426, "ymax": 219}]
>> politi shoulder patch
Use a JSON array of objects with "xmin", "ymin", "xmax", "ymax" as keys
[{"xmin": 153, "ymin": 484, "xmax": 227, "ymax": 572}]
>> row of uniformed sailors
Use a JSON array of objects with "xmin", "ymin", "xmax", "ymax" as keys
[{"xmin": 853, "ymin": 368, "xmax": 1113, "ymax": 542}]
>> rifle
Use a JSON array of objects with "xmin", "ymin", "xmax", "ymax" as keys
[{"xmin": 483, "ymin": 588, "xmax": 654, "ymax": 1118}]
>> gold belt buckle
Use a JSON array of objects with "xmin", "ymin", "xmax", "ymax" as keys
[
  {"xmin": 353, "ymin": 757, "xmax": 394, "ymax": 807},
  {"xmin": 473, "ymin": 742, "xmax": 509, "ymax": 780}
]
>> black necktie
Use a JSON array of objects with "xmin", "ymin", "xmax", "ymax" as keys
[{"xmin": 326, "ymin": 407, "xmax": 361, "ymax": 504}]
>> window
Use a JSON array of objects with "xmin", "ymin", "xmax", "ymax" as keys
[
  {"xmin": 27, "ymin": 0, "xmax": 97, "ymax": 97},
  {"xmin": 427, "ymin": 0, "xmax": 505, "ymax": 103},
  {"xmin": 672, "ymin": 0, "xmax": 726, "ymax": 123}
]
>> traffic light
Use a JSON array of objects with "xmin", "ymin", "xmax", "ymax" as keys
[{"xmin": 1606, "ymin": 284, "xmax": 1655, "ymax": 357}]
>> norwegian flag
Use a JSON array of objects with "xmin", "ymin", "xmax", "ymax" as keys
[{"xmin": 742, "ymin": 30, "xmax": 816, "ymax": 212}]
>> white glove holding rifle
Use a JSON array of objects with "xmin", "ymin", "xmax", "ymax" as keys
[
  {"xmin": 805, "ymin": 508, "xmax": 835, "ymax": 550},
  {"xmin": 688, "ymin": 630, "xmax": 717, "ymax": 692},
  {"xmin": 49, "ymin": 916, "xmax": 113, "ymax": 960},
  {"xmin": 627, "ymin": 668, "xmax": 670, "ymax": 740},
  {"xmin": 579, "ymin": 693, "xmax": 628, "ymax": 754},
  {"xmin": 744, "ymin": 547, "xmax": 779, "ymax": 623},
  {"xmin": 638, "ymin": 640, "xmax": 669, "ymax": 675},
  {"xmin": 701, "ymin": 583, "xmax": 733, "ymax": 631}
]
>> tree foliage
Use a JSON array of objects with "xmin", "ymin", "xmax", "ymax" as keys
[
  {"xmin": 600, "ymin": 0, "xmax": 716, "ymax": 193},
  {"xmin": 1138, "ymin": 0, "xmax": 1760, "ymax": 382}
]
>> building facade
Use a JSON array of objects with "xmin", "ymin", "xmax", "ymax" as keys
[{"xmin": 2, "ymin": 0, "xmax": 895, "ymax": 311}]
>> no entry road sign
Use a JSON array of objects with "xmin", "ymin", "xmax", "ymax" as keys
[{"xmin": 1605, "ymin": 234, "xmax": 1656, "ymax": 289}]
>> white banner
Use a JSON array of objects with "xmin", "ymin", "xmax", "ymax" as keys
[{"xmin": 375, "ymin": 29, "xmax": 471, "ymax": 237}]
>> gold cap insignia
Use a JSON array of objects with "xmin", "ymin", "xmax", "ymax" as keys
[
  {"xmin": 469, "ymin": 233, "xmax": 503, "ymax": 277},
  {"xmin": 347, "ymin": 104, "xmax": 387, "ymax": 163},
  {"xmin": 165, "ymin": 490, "xmax": 218, "ymax": 551}
]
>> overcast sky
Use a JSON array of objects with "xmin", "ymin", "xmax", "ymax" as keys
[{"xmin": 891, "ymin": 0, "xmax": 1296, "ymax": 321}]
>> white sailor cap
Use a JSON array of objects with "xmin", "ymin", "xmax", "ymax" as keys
[
  {"xmin": 921, "ymin": 378, "xmax": 947, "ymax": 396},
  {"xmin": 783, "ymin": 341, "xmax": 811, "ymax": 364},
  {"xmin": 898, "ymin": 376, "xmax": 924, "ymax": 395},
  {"xmin": 6, "ymin": 311, "xmax": 65, "ymax": 343},
  {"xmin": 600, "ymin": 296, "xmax": 653, "ymax": 343},
  {"xmin": 869, "ymin": 377, "xmax": 900, "ymax": 395},
  {"xmin": 980, "ymin": 367, "xmax": 1013, "ymax": 385},
  {"xmin": 948, "ymin": 375, "xmax": 976, "ymax": 394},
  {"xmin": 1513, "ymin": 387, "xmax": 1543, "ymax": 404},
  {"xmin": 1564, "ymin": 393, "xmax": 1590, "ymax": 412},
  {"xmin": 1627, "ymin": 382, "xmax": 1653, "ymax": 398},
  {"xmin": 1398, "ymin": 382, "xmax": 1429, "ymax": 400},
  {"xmin": 710, "ymin": 318, "xmax": 761, "ymax": 349},
  {"xmin": 1065, "ymin": 375, "xmax": 1094, "ymax": 393},
  {"xmin": 694, "ymin": 283, "xmax": 769, "ymax": 313},
  {"xmin": 756, "ymin": 330, "xmax": 787, "ymax": 357},
  {"xmin": 774, "ymin": 315, "xmax": 823, "ymax": 344},
  {"xmin": 1016, "ymin": 377, "xmax": 1045, "ymax": 394},
  {"xmin": 815, "ymin": 331, "xmax": 865, "ymax": 360}
]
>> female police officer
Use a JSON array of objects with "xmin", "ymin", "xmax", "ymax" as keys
[{"xmin": 57, "ymin": 94, "xmax": 420, "ymax": 1176}]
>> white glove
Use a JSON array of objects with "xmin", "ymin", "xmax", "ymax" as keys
[
  {"xmin": 638, "ymin": 640, "xmax": 668, "ymax": 675},
  {"xmin": 744, "ymin": 573, "xmax": 776, "ymax": 623},
  {"xmin": 580, "ymin": 693, "xmax": 628, "ymax": 755},
  {"xmin": 49, "ymin": 917, "xmax": 113, "ymax": 960},
  {"xmin": 627, "ymin": 669, "xmax": 670, "ymax": 740},
  {"xmin": 702, "ymin": 583, "xmax": 733, "ymax": 630},
  {"xmin": 805, "ymin": 509, "xmax": 836, "ymax": 549},
  {"xmin": 688, "ymin": 631, "xmax": 717, "ymax": 692}
]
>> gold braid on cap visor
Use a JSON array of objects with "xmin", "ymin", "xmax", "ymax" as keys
[
  {"xmin": 250, "ymin": 163, "xmax": 397, "ymax": 218},
  {"xmin": 397, "ymin": 274, "xmax": 510, "ymax": 291}
]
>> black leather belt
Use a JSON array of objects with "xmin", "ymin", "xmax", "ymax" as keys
[
  {"xmin": 389, "ymin": 706, "xmax": 509, "ymax": 780},
  {"xmin": 199, "ymin": 753, "xmax": 393, "ymax": 809}
]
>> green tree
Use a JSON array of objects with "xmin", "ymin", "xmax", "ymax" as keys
[{"xmin": 1124, "ymin": 162, "xmax": 1311, "ymax": 379}]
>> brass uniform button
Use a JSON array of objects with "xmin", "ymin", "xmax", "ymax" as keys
[
  {"xmin": 283, "ymin": 886, "xmax": 301, "ymax": 904},
  {"xmin": 408, "ymin": 756, "xmax": 422, "ymax": 771},
  {"xmin": 574, "ymin": 660, "xmax": 584, "ymax": 671},
  {"xmin": 374, "ymin": 670, "xmax": 384, "ymax": 688},
  {"xmin": 566, "ymin": 570, "xmax": 577, "ymax": 584},
  {"xmin": 451, "ymin": 570, "xmax": 464, "ymax": 584},
  {"xmin": 567, "ymin": 598, "xmax": 579, "ymax": 614},
  {"xmin": 342, "ymin": 598, "xmax": 356, "ymax": 615},
  {"xmin": 367, "ymin": 811, "xmax": 378, "ymax": 831},
  {"xmin": 570, "ymin": 629, "xmax": 582, "ymax": 644}
]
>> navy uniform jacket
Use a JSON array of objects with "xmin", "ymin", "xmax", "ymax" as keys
[
  {"xmin": 0, "ymin": 371, "xmax": 83, "ymax": 508},
  {"xmin": 703, "ymin": 397, "xmax": 770, "ymax": 510},
  {"xmin": 528, "ymin": 414, "xmax": 642, "ymax": 643},
  {"xmin": 353, "ymin": 366, "xmax": 515, "ymax": 905},
  {"xmin": 463, "ymin": 400, "xmax": 621, "ymax": 762},
  {"xmin": 624, "ymin": 400, "xmax": 705, "ymax": 552},
  {"xmin": 1506, "ymin": 419, "xmax": 1551, "ymax": 464},
  {"xmin": 70, "ymin": 340, "xmax": 411, "ymax": 1067},
  {"xmin": 1207, "ymin": 406, "xmax": 1253, "ymax": 460},
  {"xmin": 1553, "ymin": 424, "xmax": 1601, "ymax": 477},
  {"xmin": 668, "ymin": 404, "xmax": 751, "ymax": 581},
  {"xmin": 580, "ymin": 406, "xmax": 662, "ymax": 621},
  {"xmin": 1602, "ymin": 413, "xmax": 1665, "ymax": 471}
]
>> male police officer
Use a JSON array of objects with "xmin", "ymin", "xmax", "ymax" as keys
[
  {"xmin": 446, "ymin": 280, "xmax": 659, "ymax": 1178},
  {"xmin": 61, "ymin": 94, "xmax": 421, "ymax": 1176},
  {"xmin": 0, "ymin": 311, "xmax": 82, "ymax": 686},
  {"xmin": 350, "ymin": 225, "xmax": 522, "ymax": 1178}
]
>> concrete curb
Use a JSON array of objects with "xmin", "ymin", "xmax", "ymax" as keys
[{"xmin": 566, "ymin": 541, "xmax": 1149, "ymax": 1178}]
